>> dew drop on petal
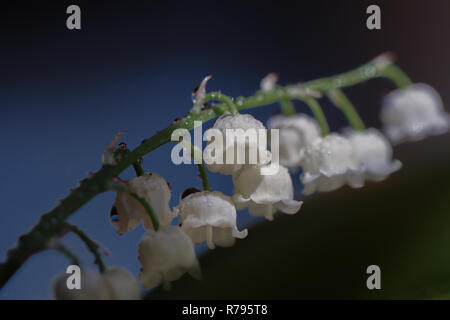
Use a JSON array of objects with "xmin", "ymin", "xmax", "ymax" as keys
[{"xmin": 181, "ymin": 187, "xmax": 201, "ymax": 199}]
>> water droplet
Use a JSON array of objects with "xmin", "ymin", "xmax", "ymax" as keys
[
  {"xmin": 181, "ymin": 187, "xmax": 201, "ymax": 199},
  {"xmin": 192, "ymin": 85, "xmax": 200, "ymax": 102},
  {"xmin": 109, "ymin": 206, "xmax": 120, "ymax": 228}
]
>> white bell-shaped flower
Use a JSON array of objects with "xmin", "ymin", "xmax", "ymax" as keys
[
  {"xmin": 267, "ymin": 114, "xmax": 321, "ymax": 170},
  {"xmin": 299, "ymin": 133, "xmax": 364, "ymax": 195},
  {"xmin": 110, "ymin": 172, "xmax": 173, "ymax": 235},
  {"xmin": 53, "ymin": 267, "xmax": 140, "ymax": 300},
  {"xmin": 138, "ymin": 226, "xmax": 201, "ymax": 290},
  {"xmin": 174, "ymin": 190, "xmax": 248, "ymax": 249},
  {"xmin": 381, "ymin": 83, "xmax": 450, "ymax": 143},
  {"xmin": 204, "ymin": 113, "xmax": 270, "ymax": 175},
  {"xmin": 345, "ymin": 128, "xmax": 402, "ymax": 182},
  {"xmin": 232, "ymin": 165, "xmax": 302, "ymax": 221}
]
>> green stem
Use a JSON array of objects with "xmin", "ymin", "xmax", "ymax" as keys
[
  {"xmin": 115, "ymin": 149, "xmax": 144, "ymax": 176},
  {"xmin": 66, "ymin": 224, "xmax": 105, "ymax": 273},
  {"xmin": 0, "ymin": 56, "xmax": 412, "ymax": 289},
  {"xmin": 280, "ymin": 99, "xmax": 296, "ymax": 116},
  {"xmin": 130, "ymin": 193, "xmax": 160, "ymax": 231},
  {"xmin": 53, "ymin": 242, "xmax": 80, "ymax": 266},
  {"xmin": 327, "ymin": 89, "xmax": 365, "ymax": 131},
  {"xmin": 197, "ymin": 164, "xmax": 210, "ymax": 191},
  {"xmin": 301, "ymin": 98, "xmax": 330, "ymax": 136},
  {"xmin": 203, "ymin": 92, "xmax": 239, "ymax": 115},
  {"xmin": 187, "ymin": 142, "xmax": 210, "ymax": 191},
  {"xmin": 132, "ymin": 162, "xmax": 145, "ymax": 176},
  {"xmin": 381, "ymin": 64, "xmax": 413, "ymax": 89}
]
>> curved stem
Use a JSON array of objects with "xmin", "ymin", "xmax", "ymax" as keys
[
  {"xmin": 203, "ymin": 92, "xmax": 238, "ymax": 115},
  {"xmin": 0, "ymin": 56, "xmax": 412, "ymax": 289},
  {"xmin": 197, "ymin": 164, "xmax": 210, "ymax": 191},
  {"xmin": 132, "ymin": 162, "xmax": 145, "ymax": 176},
  {"xmin": 327, "ymin": 89, "xmax": 365, "ymax": 131},
  {"xmin": 280, "ymin": 99, "xmax": 296, "ymax": 116},
  {"xmin": 65, "ymin": 224, "xmax": 105, "ymax": 273},
  {"xmin": 53, "ymin": 242, "xmax": 80, "ymax": 266},
  {"xmin": 301, "ymin": 98, "xmax": 330, "ymax": 136},
  {"xmin": 381, "ymin": 64, "xmax": 413, "ymax": 89},
  {"xmin": 188, "ymin": 142, "xmax": 210, "ymax": 191},
  {"xmin": 115, "ymin": 149, "xmax": 144, "ymax": 176},
  {"xmin": 130, "ymin": 193, "xmax": 160, "ymax": 231}
]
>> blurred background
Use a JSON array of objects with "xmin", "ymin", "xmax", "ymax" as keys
[{"xmin": 1, "ymin": 0, "xmax": 450, "ymax": 299}]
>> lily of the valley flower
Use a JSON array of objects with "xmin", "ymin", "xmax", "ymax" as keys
[
  {"xmin": 267, "ymin": 114, "xmax": 321, "ymax": 170},
  {"xmin": 174, "ymin": 190, "xmax": 248, "ymax": 249},
  {"xmin": 205, "ymin": 113, "xmax": 271, "ymax": 175},
  {"xmin": 345, "ymin": 128, "xmax": 402, "ymax": 182},
  {"xmin": 138, "ymin": 226, "xmax": 201, "ymax": 290},
  {"xmin": 232, "ymin": 165, "xmax": 302, "ymax": 221},
  {"xmin": 53, "ymin": 267, "xmax": 140, "ymax": 300},
  {"xmin": 381, "ymin": 83, "xmax": 450, "ymax": 143},
  {"xmin": 110, "ymin": 172, "xmax": 173, "ymax": 235},
  {"xmin": 299, "ymin": 133, "xmax": 364, "ymax": 195}
]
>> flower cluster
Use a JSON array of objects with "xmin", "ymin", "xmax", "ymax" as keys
[
  {"xmin": 50, "ymin": 59, "xmax": 449, "ymax": 300},
  {"xmin": 268, "ymin": 84, "xmax": 449, "ymax": 195}
]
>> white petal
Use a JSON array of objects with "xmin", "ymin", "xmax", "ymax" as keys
[
  {"xmin": 232, "ymin": 165, "xmax": 301, "ymax": 220},
  {"xmin": 231, "ymin": 193, "xmax": 250, "ymax": 210},
  {"xmin": 205, "ymin": 114, "xmax": 268, "ymax": 175},
  {"xmin": 299, "ymin": 134, "xmax": 364, "ymax": 194},
  {"xmin": 260, "ymin": 73, "xmax": 278, "ymax": 92},
  {"xmin": 344, "ymin": 128, "xmax": 402, "ymax": 182},
  {"xmin": 267, "ymin": 114, "xmax": 321, "ymax": 169},
  {"xmin": 381, "ymin": 83, "xmax": 450, "ymax": 143},
  {"xmin": 138, "ymin": 226, "xmax": 200, "ymax": 289},
  {"xmin": 277, "ymin": 199, "xmax": 303, "ymax": 214},
  {"xmin": 53, "ymin": 270, "xmax": 109, "ymax": 300},
  {"xmin": 205, "ymin": 224, "xmax": 215, "ymax": 249},
  {"xmin": 175, "ymin": 191, "xmax": 247, "ymax": 247},
  {"xmin": 111, "ymin": 172, "xmax": 173, "ymax": 234}
]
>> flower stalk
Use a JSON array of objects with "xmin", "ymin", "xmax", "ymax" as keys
[
  {"xmin": 280, "ymin": 99, "xmax": 296, "ymax": 116},
  {"xmin": 129, "ymin": 193, "xmax": 160, "ymax": 232},
  {"xmin": 0, "ymin": 54, "xmax": 412, "ymax": 289},
  {"xmin": 197, "ymin": 164, "xmax": 210, "ymax": 191},
  {"xmin": 381, "ymin": 64, "xmax": 413, "ymax": 89},
  {"xmin": 65, "ymin": 224, "xmax": 106, "ymax": 273},
  {"xmin": 52, "ymin": 242, "xmax": 80, "ymax": 266},
  {"xmin": 302, "ymin": 98, "xmax": 330, "ymax": 136}
]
